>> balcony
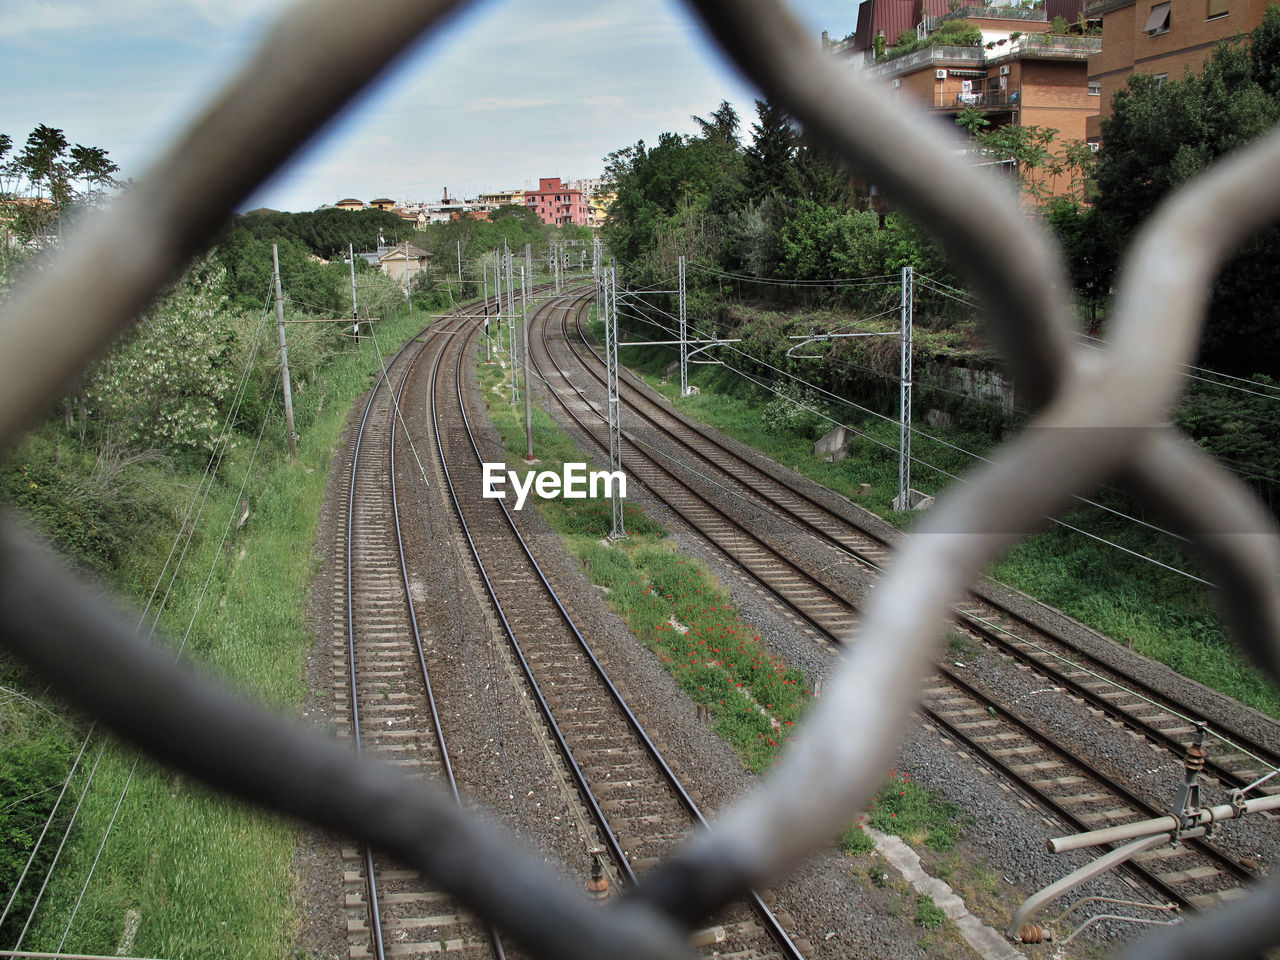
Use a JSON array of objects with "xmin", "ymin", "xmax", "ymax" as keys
[
  {"xmin": 867, "ymin": 44, "xmax": 985, "ymax": 78},
  {"xmin": 943, "ymin": 90, "xmax": 1019, "ymax": 109},
  {"xmin": 927, "ymin": 5, "xmax": 1048, "ymax": 26},
  {"xmin": 995, "ymin": 33, "xmax": 1103, "ymax": 59}
]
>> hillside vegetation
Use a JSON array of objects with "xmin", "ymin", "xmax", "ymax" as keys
[{"xmin": 0, "ymin": 201, "xmax": 581, "ymax": 955}]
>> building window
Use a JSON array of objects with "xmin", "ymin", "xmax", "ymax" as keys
[
  {"xmin": 1088, "ymin": 80, "xmax": 1102, "ymax": 96},
  {"xmin": 1144, "ymin": 1, "xmax": 1171, "ymax": 34},
  {"xmin": 1153, "ymin": 72, "xmax": 1169, "ymax": 84},
  {"xmin": 1206, "ymin": 0, "xmax": 1228, "ymax": 18}
]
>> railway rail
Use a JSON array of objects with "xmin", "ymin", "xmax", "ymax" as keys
[
  {"xmin": 336, "ymin": 310, "xmax": 503, "ymax": 959},
  {"xmin": 427, "ymin": 302, "xmax": 809, "ymax": 960},
  {"xmin": 335, "ymin": 295, "xmax": 810, "ymax": 959},
  {"xmin": 521, "ymin": 286, "xmax": 1275, "ymax": 922}
]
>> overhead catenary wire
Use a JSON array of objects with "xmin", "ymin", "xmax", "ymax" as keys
[
  {"xmin": 622, "ymin": 264, "xmax": 1200, "ymax": 537},
  {"xmin": 528, "ymin": 291, "xmax": 1241, "ymax": 757},
  {"xmin": 685, "ymin": 260, "xmax": 900, "ymax": 287},
  {"xmin": 611, "ymin": 276, "xmax": 1207, "ymax": 579}
]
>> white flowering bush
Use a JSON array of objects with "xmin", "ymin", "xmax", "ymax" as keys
[{"xmin": 761, "ymin": 380, "xmax": 828, "ymax": 440}]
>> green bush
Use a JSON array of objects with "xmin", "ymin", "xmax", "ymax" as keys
[{"xmin": 761, "ymin": 381, "xmax": 828, "ymax": 440}]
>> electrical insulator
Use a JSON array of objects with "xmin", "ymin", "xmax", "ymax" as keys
[{"xmin": 1019, "ymin": 924, "xmax": 1052, "ymax": 943}]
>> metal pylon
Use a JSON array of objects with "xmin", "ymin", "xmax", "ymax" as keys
[
  {"xmin": 605, "ymin": 265, "xmax": 626, "ymax": 539},
  {"xmin": 678, "ymin": 255, "xmax": 689, "ymax": 398}
]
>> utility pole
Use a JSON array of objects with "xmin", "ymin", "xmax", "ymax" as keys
[
  {"xmin": 348, "ymin": 243, "xmax": 360, "ymax": 347},
  {"xmin": 508, "ymin": 248, "xmax": 518, "ymax": 403},
  {"xmin": 521, "ymin": 266, "xmax": 534, "ymax": 461},
  {"xmin": 272, "ymin": 243, "xmax": 297, "ymax": 460},
  {"xmin": 456, "ymin": 240, "xmax": 463, "ymax": 300},
  {"xmin": 605, "ymin": 262, "xmax": 625, "ymax": 539},
  {"xmin": 898, "ymin": 265, "xmax": 914, "ymax": 511},
  {"xmin": 525, "ymin": 243, "xmax": 533, "ymax": 290},
  {"xmin": 494, "ymin": 249, "xmax": 503, "ymax": 331},
  {"xmin": 553, "ymin": 243, "xmax": 561, "ymax": 295},
  {"xmin": 404, "ymin": 241, "xmax": 413, "ymax": 317},
  {"xmin": 482, "ymin": 251, "xmax": 492, "ymax": 364},
  {"xmin": 678, "ymin": 255, "xmax": 689, "ymax": 398}
]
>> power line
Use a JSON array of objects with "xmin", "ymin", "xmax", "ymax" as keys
[
  {"xmin": 602, "ymin": 275, "xmax": 1206, "ymax": 581},
  {"xmin": 685, "ymin": 260, "xmax": 899, "ymax": 287}
]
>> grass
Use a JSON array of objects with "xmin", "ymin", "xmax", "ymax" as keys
[
  {"xmin": 606, "ymin": 334, "xmax": 1280, "ymax": 721},
  {"xmin": 915, "ymin": 893, "xmax": 948, "ymax": 930},
  {"xmin": 840, "ymin": 770, "xmax": 970, "ymax": 861},
  {"xmin": 6, "ymin": 305, "xmax": 431, "ymax": 957}
]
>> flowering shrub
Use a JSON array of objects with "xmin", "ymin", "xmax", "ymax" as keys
[
  {"xmin": 760, "ymin": 380, "xmax": 827, "ymax": 440},
  {"xmin": 624, "ymin": 549, "xmax": 812, "ymax": 771},
  {"xmin": 85, "ymin": 262, "xmax": 244, "ymax": 455}
]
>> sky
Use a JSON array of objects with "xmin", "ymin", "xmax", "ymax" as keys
[{"xmin": 1, "ymin": 0, "xmax": 859, "ymax": 213}]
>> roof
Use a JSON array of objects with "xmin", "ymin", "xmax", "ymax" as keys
[
  {"xmin": 336, "ymin": 198, "xmax": 364, "ymax": 206},
  {"xmin": 1045, "ymin": 0, "xmax": 1086, "ymax": 20},
  {"xmin": 378, "ymin": 243, "xmax": 431, "ymax": 261},
  {"xmin": 370, "ymin": 197, "xmax": 396, "ymax": 204},
  {"xmin": 854, "ymin": 0, "xmax": 919, "ymax": 51},
  {"xmin": 914, "ymin": 0, "xmax": 951, "ymax": 23}
]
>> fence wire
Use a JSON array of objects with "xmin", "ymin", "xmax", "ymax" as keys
[{"xmin": 2, "ymin": 1, "xmax": 1280, "ymax": 958}]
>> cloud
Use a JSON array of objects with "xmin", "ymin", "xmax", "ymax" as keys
[
  {"xmin": 0, "ymin": 0, "xmax": 290, "ymax": 39},
  {"xmin": 468, "ymin": 96, "xmax": 557, "ymax": 111}
]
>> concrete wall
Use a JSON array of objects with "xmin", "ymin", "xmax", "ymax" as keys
[{"xmin": 925, "ymin": 357, "xmax": 1018, "ymax": 416}]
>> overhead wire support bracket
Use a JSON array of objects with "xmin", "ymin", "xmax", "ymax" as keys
[{"xmin": 784, "ymin": 330, "xmax": 897, "ymax": 360}]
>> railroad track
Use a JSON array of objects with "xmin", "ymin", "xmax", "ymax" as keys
[
  {"xmin": 427, "ymin": 300, "xmax": 809, "ymax": 960},
  {"xmin": 334, "ymin": 312, "xmax": 500, "ymax": 960},
  {"xmin": 556, "ymin": 295, "xmax": 1280, "ymax": 798},
  {"xmin": 521, "ymin": 287, "xmax": 1273, "ymax": 920}
]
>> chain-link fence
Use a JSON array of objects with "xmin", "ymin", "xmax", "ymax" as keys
[{"xmin": 2, "ymin": 1, "xmax": 1279, "ymax": 958}]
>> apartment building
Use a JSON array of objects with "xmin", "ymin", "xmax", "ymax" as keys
[
  {"xmin": 523, "ymin": 177, "xmax": 591, "ymax": 226},
  {"xmin": 479, "ymin": 189, "xmax": 525, "ymax": 207},
  {"xmin": 1085, "ymin": 0, "xmax": 1274, "ymax": 138},
  {"xmin": 837, "ymin": 1, "xmax": 1100, "ymax": 198}
]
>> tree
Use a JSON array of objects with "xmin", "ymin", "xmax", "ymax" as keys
[
  {"xmin": 84, "ymin": 262, "xmax": 242, "ymax": 455},
  {"xmin": 955, "ymin": 107, "xmax": 990, "ymax": 135},
  {"xmin": 743, "ymin": 98, "xmax": 799, "ymax": 203},
  {"xmin": 1089, "ymin": 8, "xmax": 1280, "ymax": 372},
  {"xmin": 17, "ymin": 124, "xmax": 70, "ymax": 202},
  {"xmin": 691, "ymin": 100, "xmax": 741, "ymax": 148},
  {"xmin": 793, "ymin": 134, "xmax": 851, "ymax": 207},
  {"xmin": 975, "ymin": 123, "xmax": 1059, "ymax": 203},
  {"xmin": 68, "ymin": 144, "xmax": 119, "ymax": 205},
  {"xmin": 602, "ymin": 103, "xmax": 746, "ymax": 282}
]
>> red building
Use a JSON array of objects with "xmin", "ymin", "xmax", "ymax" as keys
[{"xmin": 523, "ymin": 177, "xmax": 590, "ymax": 226}]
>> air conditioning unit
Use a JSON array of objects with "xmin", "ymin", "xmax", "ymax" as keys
[
  {"xmin": 1088, "ymin": 141, "xmax": 1100, "ymax": 152},
  {"xmin": 999, "ymin": 65, "xmax": 1011, "ymax": 75},
  {"xmin": 892, "ymin": 78, "xmax": 902, "ymax": 88},
  {"xmin": 935, "ymin": 69, "xmax": 947, "ymax": 79}
]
